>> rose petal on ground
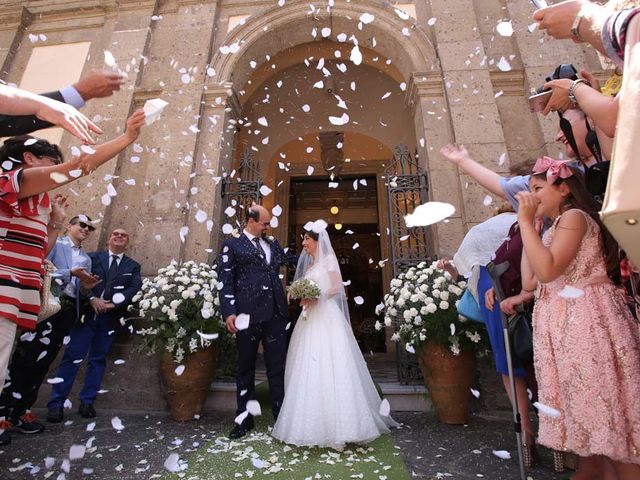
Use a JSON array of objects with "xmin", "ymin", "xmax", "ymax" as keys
[
  {"xmin": 496, "ymin": 21, "xmax": 513, "ymax": 37},
  {"xmin": 246, "ymin": 400, "xmax": 262, "ymax": 416},
  {"xmin": 111, "ymin": 416, "xmax": 125, "ymax": 431},
  {"xmin": 164, "ymin": 453, "xmax": 180, "ymax": 473},
  {"xmin": 235, "ymin": 410, "xmax": 249, "ymax": 425},
  {"xmin": 492, "ymin": 450, "xmax": 511, "ymax": 460},
  {"xmin": 69, "ymin": 444, "xmax": 86, "ymax": 461}
]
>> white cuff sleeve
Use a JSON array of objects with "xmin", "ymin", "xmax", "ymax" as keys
[{"xmin": 59, "ymin": 85, "xmax": 85, "ymax": 109}]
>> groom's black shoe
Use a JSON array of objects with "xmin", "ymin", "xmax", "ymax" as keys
[{"xmin": 229, "ymin": 419, "xmax": 254, "ymax": 439}]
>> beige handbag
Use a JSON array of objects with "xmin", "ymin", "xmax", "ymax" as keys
[
  {"xmin": 38, "ymin": 260, "xmax": 61, "ymax": 322},
  {"xmin": 600, "ymin": 43, "xmax": 640, "ymax": 266}
]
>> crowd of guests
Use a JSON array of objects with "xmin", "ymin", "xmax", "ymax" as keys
[
  {"xmin": 438, "ymin": 1, "xmax": 640, "ymax": 479},
  {"xmin": 0, "ymin": 71, "xmax": 142, "ymax": 445},
  {"xmin": 0, "ymin": 1, "xmax": 639, "ymax": 479}
]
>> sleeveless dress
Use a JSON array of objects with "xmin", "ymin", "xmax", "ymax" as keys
[
  {"xmin": 271, "ymin": 263, "xmax": 395, "ymax": 449},
  {"xmin": 533, "ymin": 209, "xmax": 640, "ymax": 463}
]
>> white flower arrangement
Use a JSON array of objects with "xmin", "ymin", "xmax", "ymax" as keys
[
  {"xmin": 133, "ymin": 260, "xmax": 225, "ymax": 363},
  {"xmin": 377, "ymin": 260, "xmax": 487, "ymax": 355}
]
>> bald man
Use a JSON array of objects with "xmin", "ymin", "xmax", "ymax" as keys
[{"xmin": 218, "ymin": 205, "xmax": 297, "ymax": 439}]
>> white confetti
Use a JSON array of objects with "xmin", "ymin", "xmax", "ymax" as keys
[
  {"xmin": 49, "ymin": 172, "xmax": 68, "ymax": 184},
  {"xmin": 427, "ymin": 17, "xmax": 437, "ymax": 26},
  {"xmin": 483, "ymin": 195, "xmax": 493, "ymax": 206},
  {"xmin": 111, "ymin": 416, "xmax": 125, "ymax": 431},
  {"xmin": 257, "ymin": 116, "xmax": 269, "ymax": 127},
  {"xmin": 405, "ymin": 343, "xmax": 415, "ymax": 354},
  {"xmin": 272, "ymin": 205, "xmax": 283, "ymax": 216},
  {"xmin": 101, "ymin": 193, "xmax": 111, "ymax": 206},
  {"xmin": 174, "ymin": 365, "xmax": 185, "ymax": 376},
  {"xmin": 113, "ymin": 359, "xmax": 125, "ymax": 365},
  {"xmin": 359, "ymin": 13, "xmax": 375, "ymax": 24},
  {"xmin": 259, "ymin": 185, "xmax": 272, "ymax": 196},
  {"xmin": 533, "ymin": 401, "xmax": 562, "ymax": 418},
  {"xmin": 112, "ymin": 293, "xmax": 125, "ymax": 304},
  {"xmin": 235, "ymin": 410, "xmax": 249, "ymax": 425},
  {"xmin": 80, "ymin": 145, "xmax": 96, "ymax": 154},
  {"xmin": 307, "ymin": 165, "xmax": 314, "ymax": 176},
  {"xmin": 404, "ymin": 202, "xmax": 455, "ymax": 227},
  {"xmin": 450, "ymin": 323, "xmax": 456, "ymax": 336},
  {"xmin": 235, "ymin": 313, "xmax": 250, "ymax": 331},
  {"xmin": 496, "ymin": 21, "xmax": 514, "ymax": 37},
  {"xmin": 492, "ymin": 450, "xmax": 511, "ymax": 460},
  {"xmin": 104, "ymin": 50, "xmax": 116, "ymax": 67},
  {"xmin": 354, "ymin": 296, "xmax": 364, "ymax": 305},
  {"xmin": 496, "ymin": 56, "xmax": 512, "ymax": 72},
  {"xmin": 246, "ymin": 400, "xmax": 262, "ymax": 416},
  {"xmin": 164, "ymin": 453, "xmax": 180, "ymax": 473},
  {"xmin": 196, "ymin": 330, "xmax": 219, "ymax": 341},
  {"xmin": 350, "ymin": 45, "xmax": 363, "ymax": 65},
  {"xmin": 471, "ymin": 388, "xmax": 480, "ymax": 398},
  {"xmin": 394, "ymin": 8, "xmax": 410, "ymax": 20},
  {"xmin": 302, "ymin": 104, "xmax": 311, "ymax": 112},
  {"xmin": 47, "ymin": 377, "xmax": 64, "ymax": 384},
  {"xmin": 251, "ymin": 458, "xmax": 269, "ymax": 469},
  {"xmin": 69, "ymin": 444, "xmax": 86, "ymax": 461},
  {"xmin": 329, "ymin": 113, "xmax": 349, "ymax": 126},
  {"xmin": 195, "ymin": 210, "xmax": 208, "ymax": 223},
  {"xmin": 558, "ymin": 285, "xmax": 585, "ymax": 299},
  {"xmin": 379, "ymin": 398, "xmax": 391, "ymax": 417}
]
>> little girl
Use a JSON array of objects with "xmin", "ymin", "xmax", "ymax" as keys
[{"xmin": 517, "ymin": 157, "xmax": 640, "ymax": 480}]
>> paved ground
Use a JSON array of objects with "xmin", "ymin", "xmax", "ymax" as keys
[{"xmin": 0, "ymin": 409, "xmax": 567, "ymax": 480}]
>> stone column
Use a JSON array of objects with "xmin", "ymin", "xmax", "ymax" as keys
[
  {"xmin": 427, "ymin": 0, "xmax": 512, "ymax": 235},
  {"xmin": 182, "ymin": 84, "xmax": 241, "ymax": 263}
]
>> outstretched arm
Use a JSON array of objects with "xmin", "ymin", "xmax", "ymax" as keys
[
  {"xmin": 16, "ymin": 109, "xmax": 145, "ymax": 200},
  {"xmin": 440, "ymin": 144, "xmax": 506, "ymax": 199}
]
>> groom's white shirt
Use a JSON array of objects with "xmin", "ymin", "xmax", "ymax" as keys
[{"xmin": 243, "ymin": 229, "xmax": 272, "ymax": 264}]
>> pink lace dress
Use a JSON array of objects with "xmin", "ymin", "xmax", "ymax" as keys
[{"xmin": 533, "ymin": 209, "xmax": 640, "ymax": 464}]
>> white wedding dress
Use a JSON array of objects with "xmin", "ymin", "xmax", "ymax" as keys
[{"xmin": 272, "ymin": 227, "xmax": 396, "ymax": 449}]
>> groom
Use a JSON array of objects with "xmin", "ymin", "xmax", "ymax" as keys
[{"xmin": 218, "ymin": 204, "xmax": 296, "ymax": 439}]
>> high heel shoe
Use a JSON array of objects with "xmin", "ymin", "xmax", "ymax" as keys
[{"xmin": 552, "ymin": 450, "xmax": 565, "ymax": 473}]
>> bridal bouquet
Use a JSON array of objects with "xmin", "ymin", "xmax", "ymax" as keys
[
  {"xmin": 288, "ymin": 278, "xmax": 322, "ymax": 318},
  {"xmin": 131, "ymin": 260, "xmax": 225, "ymax": 363},
  {"xmin": 376, "ymin": 261, "xmax": 488, "ymax": 355}
]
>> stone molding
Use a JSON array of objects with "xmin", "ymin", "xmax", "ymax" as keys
[
  {"xmin": 203, "ymin": 83, "xmax": 241, "ymax": 117},
  {"xmin": 407, "ymin": 71, "xmax": 444, "ymax": 112},
  {"xmin": 489, "ymin": 70, "xmax": 526, "ymax": 97}
]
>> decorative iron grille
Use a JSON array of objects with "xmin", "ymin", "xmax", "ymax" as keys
[{"xmin": 385, "ymin": 144, "xmax": 432, "ymax": 384}]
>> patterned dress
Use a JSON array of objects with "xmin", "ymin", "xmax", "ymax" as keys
[
  {"xmin": 534, "ymin": 209, "xmax": 640, "ymax": 463},
  {"xmin": 0, "ymin": 169, "xmax": 50, "ymax": 329}
]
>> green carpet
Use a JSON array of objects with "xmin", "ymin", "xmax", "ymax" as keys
[{"xmin": 163, "ymin": 385, "xmax": 410, "ymax": 479}]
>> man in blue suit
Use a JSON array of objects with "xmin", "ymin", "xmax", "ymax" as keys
[
  {"xmin": 219, "ymin": 205, "xmax": 297, "ymax": 439},
  {"xmin": 0, "ymin": 215, "xmax": 98, "ymax": 445},
  {"xmin": 47, "ymin": 228, "xmax": 141, "ymax": 422}
]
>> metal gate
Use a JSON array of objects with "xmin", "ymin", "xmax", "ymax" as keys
[
  {"xmin": 385, "ymin": 144, "xmax": 432, "ymax": 383},
  {"xmin": 218, "ymin": 148, "xmax": 262, "ymax": 245}
]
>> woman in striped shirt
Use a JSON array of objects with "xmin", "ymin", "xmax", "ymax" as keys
[{"xmin": 0, "ymin": 109, "xmax": 145, "ymax": 394}]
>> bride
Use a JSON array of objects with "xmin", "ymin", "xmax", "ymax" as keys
[{"xmin": 272, "ymin": 220, "xmax": 397, "ymax": 449}]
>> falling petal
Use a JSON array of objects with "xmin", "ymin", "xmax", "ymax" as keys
[
  {"xmin": 558, "ymin": 285, "xmax": 585, "ymax": 299},
  {"xmin": 496, "ymin": 21, "xmax": 514, "ymax": 37},
  {"xmin": 359, "ymin": 13, "xmax": 375, "ymax": 24},
  {"xmin": 164, "ymin": 453, "xmax": 180, "ymax": 473},
  {"xmin": 246, "ymin": 400, "xmax": 262, "ymax": 416},
  {"xmin": 235, "ymin": 313, "xmax": 250, "ymax": 330},
  {"xmin": 111, "ymin": 416, "xmax": 125, "ymax": 431},
  {"xmin": 174, "ymin": 365, "xmax": 185, "ymax": 376},
  {"xmin": 404, "ymin": 202, "xmax": 455, "ymax": 227},
  {"xmin": 483, "ymin": 195, "xmax": 493, "ymax": 206},
  {"xmin": 533, "ymin": 401, "xmax": 562, "ymax": 418},
  {"xmin": 350, "ymin": 45, "xmax": 363, "ymax": 65},
  {"xmin": 379, "ymin": 398, "xmax": 391, "ymax": 416},
  {"xmin": 492, "ymin": 450, "xmax": 511, "ymax": 460},
  {"xmin": 329, "ymin": 113, "xmax": 349, "ymax": 126},
  {"xmin": 354, "ymin": 296, "xmax": 364, "ymax": 305}
]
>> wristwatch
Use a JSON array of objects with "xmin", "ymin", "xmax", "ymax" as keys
[
  {"xmin": 571, "ymin": 13, "xmax": 584, "ymax": 42},
  {"xmin": 568, "ymin": 78, "xmax": 586, "ymax": 106}
]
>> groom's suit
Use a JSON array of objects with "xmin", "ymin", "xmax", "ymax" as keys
[{"xmin": 218, "ymin": 231, "xmax": 297, "ymax": 419}]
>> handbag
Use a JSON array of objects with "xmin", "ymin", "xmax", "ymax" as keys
[
  {"xmin": 600, "ymin": 43, "xmax": 640, "ymax": 266},
  {"xmin": 507, "ymin": 305, "xmax": 533, "ymax": 367},
  {"xmin": 456, "ymin": 289, "xmax": 484, "ymax": 323},
  {"xmin": 38, "ymin": 260, "xmax": 61, "ymax": 322}
]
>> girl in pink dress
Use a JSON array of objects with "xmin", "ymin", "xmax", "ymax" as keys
[{"xmin": 517, "ymin": 157, "xmax": 640, "ymax": 480}]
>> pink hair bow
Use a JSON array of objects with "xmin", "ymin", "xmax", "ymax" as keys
[{"xmin": 532, "ymin": 156, "xmax": 574, "ymax": 184}]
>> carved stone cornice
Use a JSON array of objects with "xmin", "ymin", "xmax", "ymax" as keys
[
  {"xmin": 406, "ymin": 71, "xmax": 444, "ymax": 111},
  {"xmin": 132, "ymin": 88, "xmax": 164, "ymax": 108},
  {"xmin": 203, "ymin": 83, "xmax": 241, "ymax": 117},
  {"xmin": 489, "ymin": 70, "xmax": 526, "ymax": 97}
]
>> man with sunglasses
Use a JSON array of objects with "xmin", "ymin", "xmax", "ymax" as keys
[
  {"xmin": 47, "ymin": 228, "xmax": 141, "ymax": 422},
  {"xmin": 0, "ymin": 215, "xmax": 99, "ymax": 445}
]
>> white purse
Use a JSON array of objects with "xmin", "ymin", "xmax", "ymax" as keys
[{"xmin": 38, "ymin": 260, "xmax": 61, "ymax": 322}]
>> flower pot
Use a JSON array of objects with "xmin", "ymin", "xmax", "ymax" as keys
[
  {"xmin": 160, "ymin": 345, "xmax": 218, "ymax": 421},
  {"xmin": 417, "ymin": 342, "xmax": 476, "ymax": 424}
]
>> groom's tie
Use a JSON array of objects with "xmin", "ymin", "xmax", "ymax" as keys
[{"xmin": 252, "ymin": 237, "xmax": 267, "ymax": 260}]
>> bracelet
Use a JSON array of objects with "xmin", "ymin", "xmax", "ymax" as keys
[
  {"xmin": 568, "ymin": 78, "xmax": 586, "ymax": 106},
  {"xmin": 571, "ymin": 13, "xmax": 584, "ymax": 42}
]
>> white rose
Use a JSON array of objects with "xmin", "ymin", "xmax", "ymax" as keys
[
  {"xmin": 409, "ymin": 294, "xmax": 420, "ymax": 303},
  {"xmin": 426, "ymin": 303, "xmax": 437, "ymax": 314},
  {"xmin": 420, "ymin": 306, "xmax": 430, "ymax": 315},
  {"xmin": 384, "ymin": 316, "xmax": 392, "ymax": 327},
  {"xmin": 396, "ymin": 298, "xmax": 405, "ymax": 307},
  {"xmin": 413, "ymin": 316, "xmax": 423, "ymax": 326},
  {"xmin": 419, "ymin": 284, "xmax": 429, "ymax": 293},
  {"xmin": 403, "ymin": 310, "xmax": 414, "ymax": 321},
  {"xmin": 440, "ymin": 291, "xmax": 449, "ymax": 301},
  {"xmin": 389, "ymin": 308, "xmax": 397, "ymax": 316},
  {"xmin": 170, "ymin": 300, "xmax": 181, "ymax": 309},
  {"xmin": 439, "ymin": 301, "xmax": 449, "ymax": 310},
  {"xmin": 391, "ymin": 332, "xmax": 400, "ymax": 341},
  {"xmin": 432, "ymin": 289, "xmax": 441, "ymax": 298},
  {"xmin": 374, "ymin": 321, "xmax": 382, "ymax": 331},
  {"xmin": 213, "ymin": 297, "xmax": 220, "ymax": 306},
  {"xmin": 181, "ymin": 290, "xmax": 190, "ymax": 299},
  {"xmin": 425, "ymin": 297, "xmax": 434, "ymax": 304}
]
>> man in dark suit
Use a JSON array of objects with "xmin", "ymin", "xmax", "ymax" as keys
[
  {"xmin": 0, "ymin": 70, "xmax": 125, "ymax": 137},
  {"xmin": 47, "ymin": 228, "xmax": 141, "ymax": 422},
  {"xmin": 219, "ymin": 205, "xmax": 297, "ymax": 439}
]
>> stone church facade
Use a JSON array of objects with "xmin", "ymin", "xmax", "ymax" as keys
[{"xmin": 0, "ymin": 0, "xmax": 608, "ymax": 410}]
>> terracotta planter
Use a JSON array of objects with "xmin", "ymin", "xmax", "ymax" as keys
[
  {"xmin": 417, "ymin": 342, "xmax": 476, "ymax": 424},
  {"xmin": 161, "ymin": 345, "xmax": 218, "ymax": 421}
]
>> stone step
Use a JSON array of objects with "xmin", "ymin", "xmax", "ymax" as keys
[{"xmin": 204, "ymin": 382, "xmax": 431, "ymax": 412}]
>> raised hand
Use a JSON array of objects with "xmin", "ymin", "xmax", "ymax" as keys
[
  {"xmin": 124, "ymin": 109, "xmax": 146, "ymax": 142},
  {"xmin": 73, "ymin": 70, "xmax": 126, "ymax": 100},
  {"xmin": 515, "ymin": 191, "xmax": 540, "ymax": 226},
  {"xmin": 533, "ymin": 0, "xmax": 584, "ymax": 40},
  {"xmin": 50, "ymin": 194, "xmax": 68, "ymax": 226},
  {"xmin": 440, "ymin": 144, "xmax": 470, "ymax": 166},
  {"xmin": 34, "ymin": 96, "xmax": 102, "ymax": 144}
]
